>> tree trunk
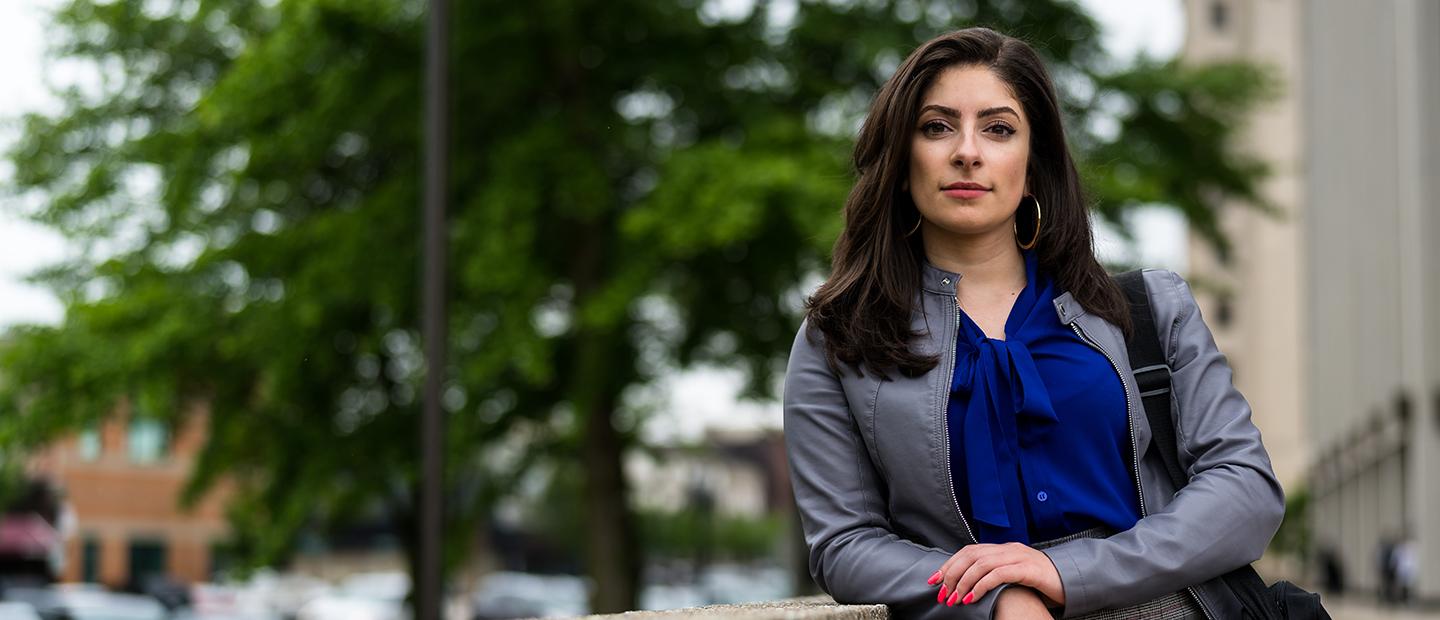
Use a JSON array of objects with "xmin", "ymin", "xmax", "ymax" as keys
[
  {"xmin": 395, "ymin": 488, "xmax": 423, "ymax": 616},
  {"xmin": 575, "ymin": 327, "xmax": 641, "ymax": 612},
  {"xmin": 567, "ymin": 207, "xmax": 640, "ymax": 612}
]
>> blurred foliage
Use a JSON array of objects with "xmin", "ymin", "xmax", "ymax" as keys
[
  {"xmin": 638, "ymin": 509, "xmax": 786, "ymax": 562},
  {"xmin": 1081, "ymin": 56, "xmax": 1280, "ymax": 254},
  {"xmin": 0, "ymin": 453, "xmax": 29, "ymax": 511},
  {"xmin": 1271, "ymin": 485, "xmax": 1311, "ymax": 560},
  {"xmin": 0, "ymin": 0, "xmax": 1275, "ymax": 610},
  {"xmin": 530, "ymin": 456, "xmax": 783, "ymax": 562}
]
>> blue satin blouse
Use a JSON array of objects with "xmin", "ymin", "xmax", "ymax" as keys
[{"xmin": 945, "ymin": 248, "xmax": 1141, "ymax": 544}]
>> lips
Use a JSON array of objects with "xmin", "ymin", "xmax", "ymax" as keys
[{"xmin": 941, "ymin": 182, "xmax": 990, "ymax": 199}]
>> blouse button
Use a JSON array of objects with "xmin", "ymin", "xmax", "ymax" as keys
[
  {"xmin": 1036, "ymin": 491, "xmax": 1049, "ymax": 502},
  {"xmin": 941, "ymin": 278, "xmax": 952, "ymax": 286}
]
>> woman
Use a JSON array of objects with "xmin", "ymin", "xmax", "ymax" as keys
[{"xmin": 782, "ymin": 27, "xmax": 1284, "ymax": 619}]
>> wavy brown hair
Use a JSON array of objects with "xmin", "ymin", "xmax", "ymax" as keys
[{"xmin": 805, "ymin": 26, "xmax": 1132, "ymax": 379}]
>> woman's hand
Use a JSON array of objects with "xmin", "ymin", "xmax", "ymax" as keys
[{"xmin": 925, "ymin": 542, "xmax": 1065, "ymax": 609}]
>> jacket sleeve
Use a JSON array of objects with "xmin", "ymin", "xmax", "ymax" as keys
[
  {"xmin": 784, "ymin": 318, "xmax": 1011, "ymax": 619},
  {"xmin": 1040, "ymin": 270, "xmax": 1286, "ymax": 617}
]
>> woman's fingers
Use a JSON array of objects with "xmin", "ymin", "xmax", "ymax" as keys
[
  {"xmin": 930, "ymin": 543, "xmax": 983, "ymax": 599},
  {"xmin": 950, "ymin": 552, "xmax": 1002, "ymax": 601},
  {"xmin": 937, "ymin": 543, "xmax": 981, "ymax": 578},
  {"xmin": 969, "ymin": 564, "xmax": 1024, "ymax": 603},
  {"xmin": 929, "ymin": 542, "xmax": 1055, "ymax": 609}
]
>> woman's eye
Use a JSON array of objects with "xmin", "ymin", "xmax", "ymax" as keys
[
  {"xmin": 921, "ymin": 121, "xmax": 951, "ymax": 137},
  {"xmin": 986, "ymin": 124, "xmax": 1016, "ymax": 136}
]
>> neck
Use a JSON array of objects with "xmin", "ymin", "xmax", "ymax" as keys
[{"xmin": 921, "ymin": 225, "xmax": 1026, "ymax": 292}]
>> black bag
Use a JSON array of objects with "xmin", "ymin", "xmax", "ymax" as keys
[{"xmin": 1114, "ymin": 270, "xmax": 1330, "ymax": 620}]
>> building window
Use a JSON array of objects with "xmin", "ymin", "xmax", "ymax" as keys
[
  {"xmin": 78, "ymin": 425, "xmax": 102, "ymax": 462},
  {"xmin": 127, "ymin": 539, "xmax": 167, "ymax": 587},
  {"xmin": 1211, "ymin": 0, "xmax": 1229, "ymax": 31},
  {"xmin": 81, "ymin": 537, "xmax": 101, "ymax": 583},
  {"xmin": 127, "ymin": 419, "xmax": 169, "ymax": 464}
]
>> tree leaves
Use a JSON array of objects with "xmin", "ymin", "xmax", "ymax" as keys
[{"xmin": 0, "ymin": 0, "xmax": 1276, "ymax": 595}]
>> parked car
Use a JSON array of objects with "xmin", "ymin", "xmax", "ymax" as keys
[
  {"xmin": 0, "ymin": 601, "xmax": 41, "ymax": 620},
  {"xmin": 295, "ymin": 571, "xmax": 409, "ymax": 620},
  {"xmin": 133, "ymin": 575, "xmax": 190, "ymax": 611},
  {"xmin": 230, "ymin": 570, "xmax": 329, "ymax": 617},
  {"xmin": 169, "ymin": 582, "xmax": 281, "ymax": 620},
  {"xmin": 3, "ymin": 586, "xmax": 167, "ymax": 620},
  {"xmin": 471, "ymin": 572, "xmax": 589, "ymax": 620}
]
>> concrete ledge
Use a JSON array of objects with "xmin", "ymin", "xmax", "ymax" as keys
[{"xmin": 573, "ymin": 595, "xmax": 889, "ymax": 619}]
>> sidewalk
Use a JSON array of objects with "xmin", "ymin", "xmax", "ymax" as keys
[{"xmin": 1324, "ymin": 597, "xmax": 1440, "ymax": 619}]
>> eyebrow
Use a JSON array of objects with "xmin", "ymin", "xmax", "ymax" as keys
[{"xmin": 919, "ymin": 104, "xmax": 1020, "ymax": 120}]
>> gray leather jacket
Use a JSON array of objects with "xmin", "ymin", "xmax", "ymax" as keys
[{"xmin": 782, "ymin": 266, "xmax": 1285, "ymax": 619}]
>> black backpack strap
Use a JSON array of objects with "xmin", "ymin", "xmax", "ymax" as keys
[
  {"xmin": 1113, "ymin": 269, "xmax": 1187, "ymax": 490},
  {"xmin": 1113, "ymin": 270, "xmax": 1290, "ymax": 620}
]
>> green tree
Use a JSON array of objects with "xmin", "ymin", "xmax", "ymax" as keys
[{"xmin": 0, "ymin": 0, "xmax": 1274, "ymax": 611}]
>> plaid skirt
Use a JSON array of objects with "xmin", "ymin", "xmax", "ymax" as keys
[{"xmin": 1032, "ymin": 527, "xmax": 1207, "ymax": 620}]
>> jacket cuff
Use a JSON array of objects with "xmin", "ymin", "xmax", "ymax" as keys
[{"xmin": 1041, "ymin": 545, "xmax": 1090, "ymax": 617}]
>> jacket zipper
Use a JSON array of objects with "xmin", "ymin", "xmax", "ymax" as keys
[
  {"xmin": 1067, "ymin": 321, "xmax": 1216, "ymax": 620},
  {"xmin": 942, "ymin": 296, "xmax": 979, "ymax": 544}
]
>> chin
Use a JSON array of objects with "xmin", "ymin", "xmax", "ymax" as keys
[{"xmin": 923, "ymin": 213, "xmax": 1006, "ymax": 237}]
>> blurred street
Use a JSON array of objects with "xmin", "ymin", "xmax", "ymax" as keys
[{"xmin": 1325, "ymin": 599, "xmax": 1440, "ymax": 620}]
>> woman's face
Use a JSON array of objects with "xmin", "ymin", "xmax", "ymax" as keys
[{"xmin": 907, "ymin": 64, "xmax": 1030, "ymax": 240}]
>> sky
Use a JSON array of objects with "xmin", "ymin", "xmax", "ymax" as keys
[
  {"xmin": 0, "ymin": 1, "xmax": 68, "ymax": 328},
  {"xmin": 0, "ymin": 0, "xmax": 1186, "ymax": 442}
]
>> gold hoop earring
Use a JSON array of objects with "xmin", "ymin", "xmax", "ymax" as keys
[
  {"xmin": 1015, "ymin": 194, "xmax": 1041, "ymax": 250},
  {"xmin": 905, "ymin": 214, "xmax": 923, "ymax": 237}
]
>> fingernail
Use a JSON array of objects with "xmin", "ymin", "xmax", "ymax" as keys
[
  {"xmin": 947, "ymin": 591, "xmax": 960, "ymax": 606},
  {"xmin": 937, "ymin": 585, "xmax": 948, "ymax": 603},
  {"xmin": 927, "ymin": 570, "xmax": 943, "ymax": 585},
  {"xmin": 962, "ymin": 592, "xmax": 975, "ymax": 605}
]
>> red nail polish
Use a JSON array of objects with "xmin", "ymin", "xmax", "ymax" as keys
[
  {"xmin": 937, "ymin": 585, "xmax": 948, "ymax": 603},
  {"xmin": 962, "ymin": 592, "xmax": 975, "ymax": 605},
  {"xmin": 947, "ymin": 591, "xmax": 960, "ymax": 607},
  {"xmin": 927, "ymin": 570, "xmax": 943, "ymax": 585}
]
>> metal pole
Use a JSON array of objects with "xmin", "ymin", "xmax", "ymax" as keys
[{"xmin": 420, "ymin": 0, "xmax": 449, "ymax": 617}]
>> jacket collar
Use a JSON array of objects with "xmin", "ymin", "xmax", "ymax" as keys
[
  {"xmin": 919, "ymin": 258, "xmax": 1090, "ymax": 325},
  {"xmin": 919, "ymin": 260, "xmax": 961, "ymax": 296},
  {"xmin": 1051, "ymin": 290, "xmax": 1089, "ymax": 324}
]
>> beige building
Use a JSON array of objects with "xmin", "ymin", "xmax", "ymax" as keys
[
  {"xmin": 1181, "ymin": 0, "xmax": 1440, "ymax": 599},
  {"xmin": 626, "ymin": 430, "xmax": 791, "ymax": 519},
  {"xmin": 1180, "ymin": 0, "xmax": 1308, "ymax": 493},
  {"xmin": 1303, "ymin": 0, "xmax": 1440, "ymax": 600}
]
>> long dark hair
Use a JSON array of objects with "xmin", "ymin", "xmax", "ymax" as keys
[{"xmin": 805, "ymin": 26, "xmax": 1132, "ymax": 379}]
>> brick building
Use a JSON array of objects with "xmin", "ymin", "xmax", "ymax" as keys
[{"xmin": 26, "ymin": 401, "xmax": 231, "ymax": 588}]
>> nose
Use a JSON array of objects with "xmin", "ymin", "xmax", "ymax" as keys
[{"xmin": 950, "ymin": 127, "xmax": 981, "ymax": 169}]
